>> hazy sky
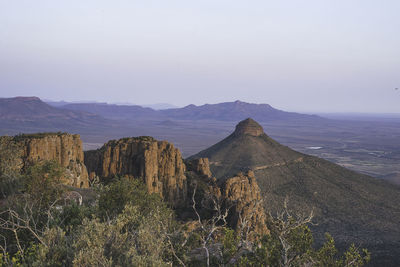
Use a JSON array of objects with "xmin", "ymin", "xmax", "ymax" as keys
[{"xmin": 0, "ymin": 1, "xmax": 399, "ymax": 112}]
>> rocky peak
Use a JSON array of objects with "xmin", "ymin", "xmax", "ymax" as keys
[
  {"xmin": 84, "ymin": 136, "xmax": 187, "ymax": 207},
  {"xmin": 186, "ymin": 158, "xmax": 212, "ymax": 179},
  {"xmin": 234, "ymin": 118, "xmax": 264, "ymax": 137}
]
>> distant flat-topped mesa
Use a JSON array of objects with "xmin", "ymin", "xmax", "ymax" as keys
[
  {"xmin": 234, "ymin": 118, "xmax": 264, "ymax": 137},
  {"xmin": 84, "ymin": 136, "xmax": 187, "ymax": 207},
  {"xmin": 0, "ymin": 133, "xmax": 89, "ymax": 188}
]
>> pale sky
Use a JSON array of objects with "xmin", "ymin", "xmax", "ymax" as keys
[{"xmin": 0, "ymin": 0, "xmax": 399, "ymax": 112}]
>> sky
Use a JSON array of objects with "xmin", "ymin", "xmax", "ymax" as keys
[{"xmin": 0, "ymin": 0, "xmax": 399, "ymax": 113}]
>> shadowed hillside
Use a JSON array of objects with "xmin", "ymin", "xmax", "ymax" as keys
[
  {"xmin": 191, "ymin": 118, "xmax": 400, "ymax": 266},
  {"xmin": 62, "ymin": 102, "xmax": 162, "ymax": 121},
  {"xmin": 0, "ymin": 97, "xmax": 110, "ymax": 132}
]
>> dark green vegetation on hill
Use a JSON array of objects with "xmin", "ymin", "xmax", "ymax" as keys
[{"xmin": 191, "ymin": 118, "xmax": 400, "ymax": 266}]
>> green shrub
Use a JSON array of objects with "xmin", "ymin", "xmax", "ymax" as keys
[{"xmin": 97, "ymin": 177, "xmax": 167, "ymax": 220}]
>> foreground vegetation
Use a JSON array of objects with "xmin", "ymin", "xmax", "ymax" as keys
[{"xmin": 0, "ymin": 157, "xmax": 370, "ymax": 266}]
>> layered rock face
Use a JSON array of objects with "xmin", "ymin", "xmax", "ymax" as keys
[
  {"xmin": 233, "ymin": 118, "xmax": 264, "ymax": 137},
  {"xmin": 2, "ymin": 133, "xmax": 89, "ymax": 188},
  {"xmin": 185, "ymin": 158, "xmax": 212, "ymax": 179},
  {"xmin": 186, "ymin": 158, "xmax": 269, "ymax": 238},
  {"xmin": 85, "ymin": 137, "xmax": 187, "ymax": 207},
  {"xmin": 220, "ymin": 170, "xmax": 269, "ymax": 239}
]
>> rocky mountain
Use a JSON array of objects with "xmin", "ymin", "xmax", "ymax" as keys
[
  {"xmin": 3, "ymin": 96, "xmax": 400, "ymax": 187},
  {"xmin": 84, "ymin": 136, "xmax": 187, "ymax": 207},
  {"xmin": 83, "ymin": 136, "xmax": 270, "ymax": 237},
  {"xmin": 0, "ymin": 133, "xmax": 89, "ymax": 188},
  {"xmin": 191, "ymin": 118, "xmax": 400, "ymax": 265}
]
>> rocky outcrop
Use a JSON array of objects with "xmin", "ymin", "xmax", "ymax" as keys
[
  {"xmin": 186, "ymin": 158, "xmax": 212, "ymax": 179},
  {"xmin": 220, "ymin": 170, "xmax": 269, "ymax": 239},
  {"xmin": 233, "ymin": 118, "xmax": 264, "ymax": 137},
  {"xmin": 186, "ymin": 163, "xmax": 269, "ymax": 239},
  {"xmin": 1, "ymin": 133, "xmax": 89, "ymax": 188},
  {"xmin": 84, "ymin": 136, "xmax": 187, "ymax": 207}
]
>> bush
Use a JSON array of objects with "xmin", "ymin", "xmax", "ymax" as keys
[
  {"xmin": 0, "ymin": 137, "xmax": 23, "ymax": 198},
  {"xmin": 97, "ymin": 177, "xmax": 167, "ymax": 220},
  {"xmin": 23, "ymin": 161, "xmax": 65, "ymax": 207}
]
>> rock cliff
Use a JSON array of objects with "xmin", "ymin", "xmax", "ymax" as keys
[
  {"xmin": 185, "ymin": 158, "xmax": 212, "ymax": 179},
  {"xmin": 185, "ymin": 158, "xmax": 269, "ymax": 238},
  {"xmin": 220, "ymin": 170, "xmax": 269, "ymax": 239},
  {"xmin": 84, "ymin": 136, "xmax": 187, "ymax": 207},
  {"xmin": 1, "ymin": 133, "xmax": 89, "ymax": 188}
]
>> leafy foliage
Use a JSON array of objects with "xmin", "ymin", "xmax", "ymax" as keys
[
  {"xmin": 0, "ymin": 157, "xmax": 371, "ymax": 266},
  {"xmin": 238, "ymin": 227, "xmax": 370, "ymax": 267},
  {"xmin": 0, "ymin": 137, "xmax": 23, "ymax": 198},
  {"xmin": 23, "ymin": 161, "xmax": 65, "ymax": 207},
  {"xmin": 97, "ymin": 176, "xmax": 168, "ymax": 220}
]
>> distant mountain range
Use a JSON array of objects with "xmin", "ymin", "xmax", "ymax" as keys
[
  {"xmin": 51, "ymin": 99, "xmax": 325, "ymax": 122},
  {"xmin": 1, "ymin": 96, "xmax": 326, "ymax": 126},
  {"xmin": 0, "ymin": 97, "xmax": 108, "ymax": 129},
  {"xmin": 161, "ymin": 100, "xmax": 323, "ymax": 122}
]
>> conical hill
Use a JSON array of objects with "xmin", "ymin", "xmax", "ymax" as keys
[{"xmin": 191, "ymin": 118, "xmax": 400, "ymax": 266}]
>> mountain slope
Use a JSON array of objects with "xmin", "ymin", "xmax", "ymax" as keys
[
  {"xmin": 163, "ymin": 100, "xmax": 324, "ymax": 122},
  {"xmin": 62, "ymin": 103, "xmax": 162, "ymax": 121},
  {"xmin": 191, "ymin": 118, "xmax": 400, "ymax": 266},
  {"xmin": 0, "ymin": 97, "xmax": 110, "ymax": 132}
]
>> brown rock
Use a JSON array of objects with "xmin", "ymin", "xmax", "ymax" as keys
[
  {"xmin": 85, "ymin": 136, "xmax": 187, "ymax": 207},
  {"xmin": 233, "ymin": 118, "xmax": 264, "ymax": 137},
  {"xmin": 186, "ymin": 158, "xmax": 212, "ymax": 178},
  {"xmin": 221, "ymin": 170, "xmax": 269, "ymax": 239},
  {"xmin": 4, "ymin": 133, "xmax": 89, "ymax": 188},
  {"xmin": 187, "ymin": 167, "xmax": 269, "ymax": 239}
]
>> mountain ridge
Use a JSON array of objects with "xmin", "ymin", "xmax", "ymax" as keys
[
  {"xmin": 49, "ymin": 98, "xmax": 325, "ymax": 122},
  {"xmin": 0, "ymin": 96, "xmax": 112, "ymax": 133}
]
